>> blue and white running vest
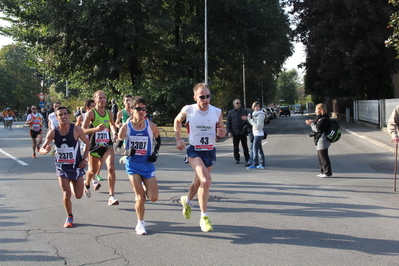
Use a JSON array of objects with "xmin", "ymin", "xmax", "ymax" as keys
[{"xmin": 125, "ymin": 119, "xmax": 153, "ymax": 163}]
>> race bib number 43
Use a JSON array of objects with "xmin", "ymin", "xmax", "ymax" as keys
[
  {"xmin": 194, "ymin": 132, "xmax": 214, "ymax": 151},
  {"xmin": 129, "ymin": 136, "xmax": 148, "ymax": 155}
]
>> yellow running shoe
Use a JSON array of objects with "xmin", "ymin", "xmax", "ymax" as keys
[
  {"xmin": 180, "ymin": 196, "xmax": 191, "ymax": 219},
  {"xmin": 200, "ymin": 216, "xmax": 213, "ymax": 232}
]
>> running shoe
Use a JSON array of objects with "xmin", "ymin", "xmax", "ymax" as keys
[
  {"xmin": 36, "ymin": 146, "xmax": 40, "ymax": 152},
  {"xmin": 135, "ymin": 221, "xmax": 147, "ymax": 235},
  {"xmin": 180, "ymin": 196, "xmax": 192, "ymax": 219},
  {"xmin": 318, "ymin": 174, "xmax": 331, "ymax": 178},
  {"xmin": 108, "ymin": 195, "xmax": 119, "ymax": 205},
  {"xmin": 256, "ymin": 165, "xmax": 265, "ymax": 169},
  {"xmin": 84, "ymin": 187, "xmax": 91, "ymax": 198},
  {"xmin": 199, "ymin": 216, "xmax": 213, "ymax": 232},
  {"xmin": 64, "ymin": 216, "xmax": 74, "ymax": 228},
  {"xmin": 92, "ymin": 180, "xmax": 101, "ymax": 191},
  {"xmin": 246, "ymin": 165, "xmax": 256, "ymax": 169},
  {"xmin": 95, "ymin": 174, "xmax": 104, "ymax": 181},
  {"xmin": 32, "ymin": 153, "xmax": 36, "ymax": 158}
]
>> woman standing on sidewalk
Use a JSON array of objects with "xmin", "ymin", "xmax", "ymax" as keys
[
  {"xmin": 305, "ymin": 103, "xmax": 332, "ymax": 178},
  {"xmin": 246, "ymin": 101, "xmax": 266, "ymax": 169}
]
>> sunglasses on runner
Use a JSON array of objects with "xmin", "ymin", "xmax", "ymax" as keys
[
  {"xmin": 198, "ymin": 94, "xmax": 211, "ymax": 99},
  {"xmin": 134, "ymin": 107, "xmax": 147, "ymax": 112}
]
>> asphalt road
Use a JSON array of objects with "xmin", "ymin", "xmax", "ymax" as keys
[{"xmin": 1, "ymin": 116, "xmax": 399, "ymax": 266}]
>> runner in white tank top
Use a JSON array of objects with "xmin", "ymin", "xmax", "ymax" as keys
[{"xmin": 174, "ymin": 83, "xmax": 226, "ymax": 232}]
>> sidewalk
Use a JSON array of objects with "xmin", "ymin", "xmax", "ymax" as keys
[
  {"xmin": 303, "ymin": 112, "xmax": 396, "ymax": 154},
  {"xmin": 11, "ymin": 118, "xmax": 397, "ymax": 153},
  {"xmin": 337, "ymin": 119, "xmax": 396, "ymax": 154}
]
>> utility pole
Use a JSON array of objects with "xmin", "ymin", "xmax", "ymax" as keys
[{"xmin": 204, "ymin": 0, "xmax": 208, "ymax": 85}]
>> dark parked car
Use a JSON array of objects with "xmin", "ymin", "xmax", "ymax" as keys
[
  {"xmin": 261, "ymin": 108, "xmax": 271, "ymax": 124},
  {"xmin": 269, "ymin": 107, "xmax": 277, "ymax": 119},
  {"xmin": 279, "ymin": 106, "xmax": 291, "ymax": 116}
]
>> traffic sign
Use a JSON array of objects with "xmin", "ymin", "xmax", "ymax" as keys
[
  {"xmin": 38, "ymin": 102, "xmax": 45, "ymax": 108},
  {"xmin": 37, "ymin": 93, "xmax": 46, "ymax": 101}
]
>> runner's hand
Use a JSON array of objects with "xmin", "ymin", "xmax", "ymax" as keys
[
  {"xmin": 217, "ymin": 127, "xmax": 226, "ymax": 138},
  {"xmin": 176, "ymin": 139, "xmax": 185, "ymax": 150},
  {"xmin": 392, "ymin": 137, "xmax": 399, "ymax": 144},
  {"xmin": 148, "ymin": 153, "xmax": 158, "ymax": 162}
]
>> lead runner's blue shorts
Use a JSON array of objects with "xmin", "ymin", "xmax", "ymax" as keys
[
  {"xmin": 125, "ymin": 159, "xmax": 156, "ymax": 179},
  {"xmin": 185, "ymin": 145, "xmax": 216, "ymax": 168}
]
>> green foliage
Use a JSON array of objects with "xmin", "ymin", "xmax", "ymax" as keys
[
  {"xmin": 276, "ymin": 69, "xmax": 299, "ymax": 106},
  {"xmin": 0, "ymin": 44, "xmax": 42, "ymax": 112},
  {"xmin": 1, "ymin": 0, "xmax": 293, "ymax": 123},
  {"xmin": 289, "ymin": 0, "xmax": 398, "ymax": 100}
]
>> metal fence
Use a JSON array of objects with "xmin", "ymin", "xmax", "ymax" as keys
[{"xmin": 353, "ymin": 99, "xmax": 399, "ymax": 128}]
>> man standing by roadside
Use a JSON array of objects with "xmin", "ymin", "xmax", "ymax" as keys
[
  {"xmin": 174, "ymin": 83, "xmax": 226, "ymax": 232},
  {"xmin": 388, "ymin": 106, "xmax": 399, "ymax": 143},
  {"xmin": 26, "ymin": 105, "xmax": 43, "ymax": 158},
  {"xmin": 226, "ymin": 99, "xmax": 250, "ymax": 164},
  {"xmin": 111, "ymin": 99, "xmax": 118, "ymax": 122},
  {"xmin": 39, "ymin": 106, "xmax": 89, "ymax": 228},
  {"xmin": 82, "ymin": 90, "xmax": 119, "ymax": 206}
]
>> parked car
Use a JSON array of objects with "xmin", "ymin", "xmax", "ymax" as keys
[
  {"xmin": 294, "ymin": 104, "xmax": 303, "ymax": 114},
  {"xmin": 279, "ymin": 106, "xmax": 291, "ymax": 116},
  {"xmin": 269, "ymin": 107, "xmax": 277, "ymax": 118},
  {"xmin": 262, "ymin": 108, "xmax": 271, "ymax": 124}
]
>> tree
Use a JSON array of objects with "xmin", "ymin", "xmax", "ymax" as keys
[
  {"xmin": 0, "ymin": 44, "xmax": 42, "ymax": 112},
  {"xmin": 289, "ymin": 0, "xmax": 398, "ymax": 100},
  {"xmin": 387, "ymin": 1, "xmax": 399, "ymax": 56},
  {"xmin": 1, "ymin": 0, "xmax": 292, "ymax": 123},
  {"xmin": 276, "ymin": 69, "xmax": 299, "ymax": 106}
]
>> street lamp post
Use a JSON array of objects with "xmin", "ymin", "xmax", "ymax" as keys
[
  {"xmin": 243, "ymin": 54, "xmax": 246, "ymax": 108},
  {"xmin": 204, "ymin": 0, "xmax": 208, "ymax": 85}
]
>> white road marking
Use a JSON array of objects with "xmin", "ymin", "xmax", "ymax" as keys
[{"xmin": 0, "ymin": 148, "xmax": 28, "ymax": 166}]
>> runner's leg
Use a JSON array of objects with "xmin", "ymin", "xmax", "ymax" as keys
[
  {"xmin": 143, "ymin": 176, "xmax": 158, "ymax": 202},
  {"xmin": 129, "ymin": 174, "xmax": 146, "ymax": 221},
  {"xmin": 58, "ymin": 177, "xmax": 73, "ymax": 215},
  {"xmin": 188, "ymin": 157, "xmax": 212, "ymax": 214},
  {"xmin": 86, "ymin": 155, "xmax": 101, "ymax": 187},
  {"xmin": 71, "ymin": 176, "xmax": 84, "ymax": 199},
  {"xmin": 103, "ymin": 148, "xmax": 116, "ymax": 195}
]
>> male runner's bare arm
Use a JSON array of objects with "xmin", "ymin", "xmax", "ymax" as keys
[
  {"xmin": 108, "ymin": 110, "xmax": 119, "ymax": 141},
  {"xmin": 82, "ymin": 110, "xmax": 105, "ymax": 135},
  {"xmin": 174, "ymin": 107, "xmax": 187, "ymax": 150},
  {"xmin": 216, "ymin": 112, "xmax": 226, "ymax": 138},
  {"xmin": 39, "ymin": 130, "xmax": 55, "ymax": 155},
  {"xmin": 115, "ymin": 110, "xmax": 123, "ymax": 129},
  {"xmin": 75, "ymin": 115, "xmax": 83, "ymax": 127},
  {"xmin": 75, "ymin": 126, "xmax": 89, "ymax": 168},
  {"xmin": 150, "ymin": 122, "xmax": 160, "ymax": 139}
]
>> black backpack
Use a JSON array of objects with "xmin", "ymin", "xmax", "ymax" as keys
[{"xmin": 326, "ymin": 120, "xmax": 341, "ymax": 143}]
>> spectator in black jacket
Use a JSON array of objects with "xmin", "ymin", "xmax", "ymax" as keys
[
  {"xmin": 111, "ymin": 99, "xmax": 118, "ymax": 122},
  {"xmin": 226, "ymin": 99, "xmax": 250, "ymax": 164}
]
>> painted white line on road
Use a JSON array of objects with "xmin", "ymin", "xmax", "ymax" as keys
[{"xmin": 0, "ymin": 148, "xmax": 28, "ymax": 166}]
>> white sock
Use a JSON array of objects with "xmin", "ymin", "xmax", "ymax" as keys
[
  {"xmin": 201, "ymin": 212, "xmax": 208, "ymax": 218},
  {"xmin": 186, "ymin": 197, "xmax": 193, "ymax": 206}
]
